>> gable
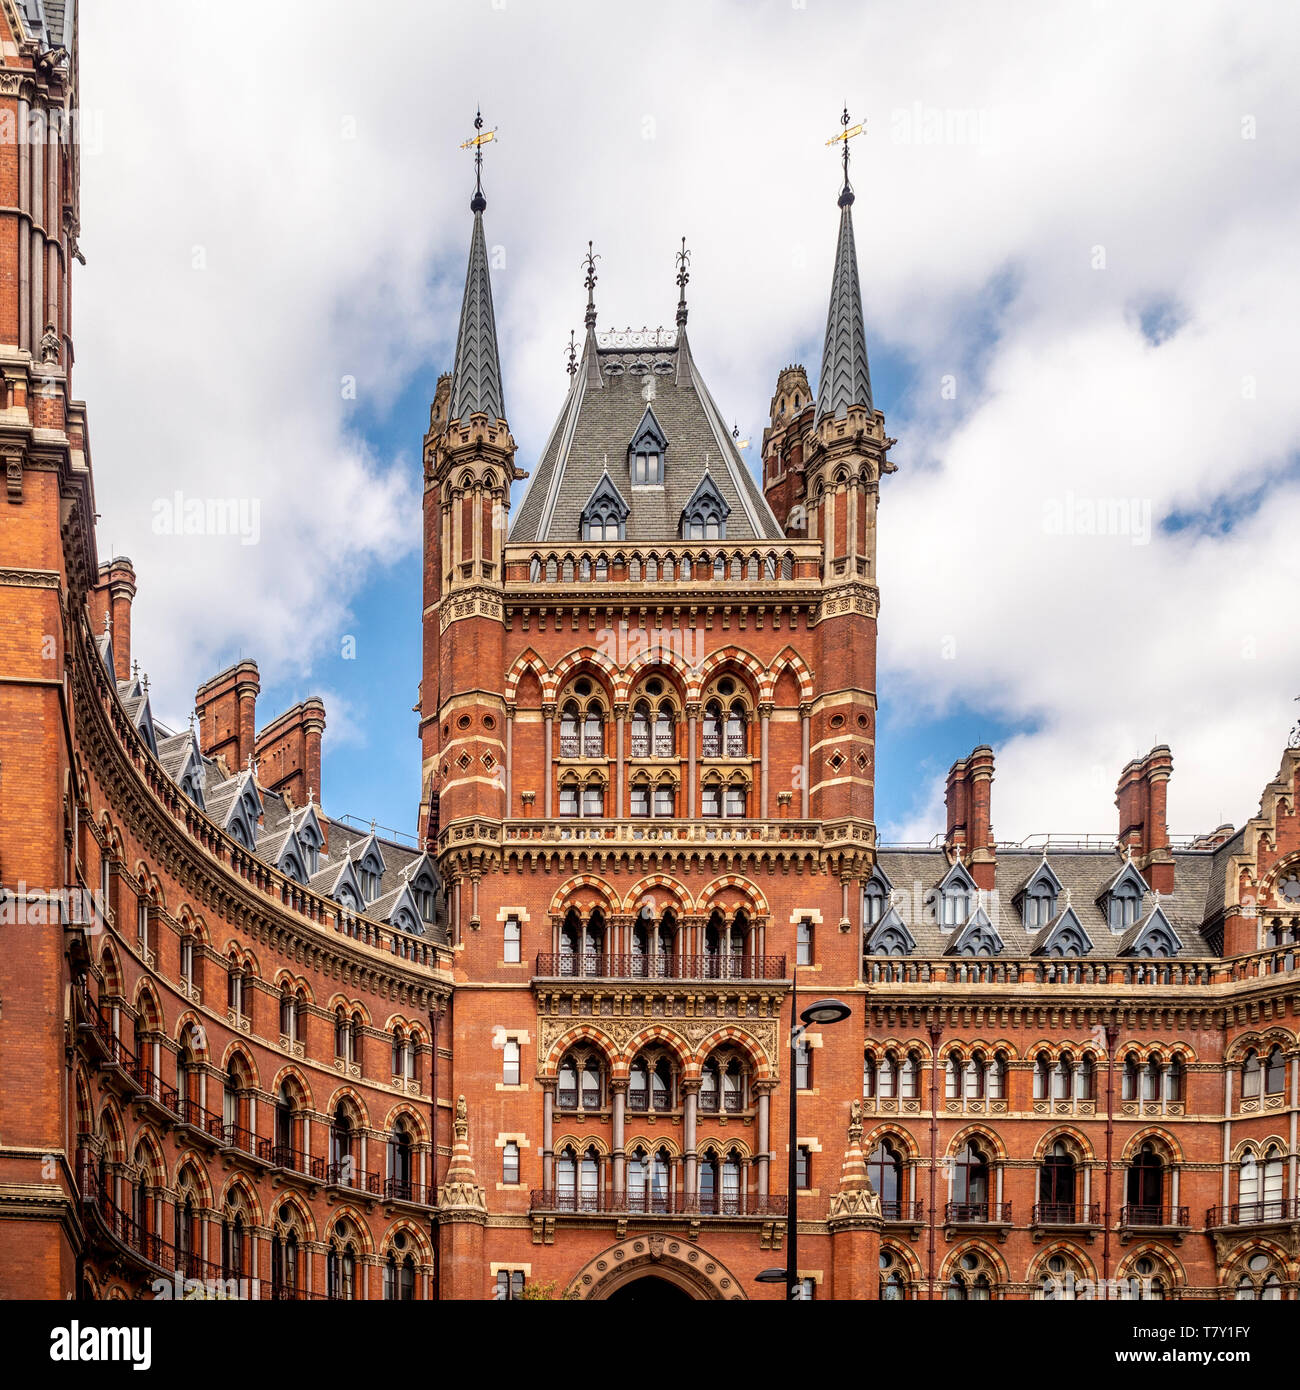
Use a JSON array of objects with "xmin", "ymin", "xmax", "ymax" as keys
[
  {"xmin": 947, "ymin": 906, "xmax": 1003, "ymax": 956},
  {"xmin": 1033, "ymin": 906, "xmax": 1094, "ymax": 957},
  {"xmin": 865, "ymin": 906, "xmax": 915, "ymax": 957}
]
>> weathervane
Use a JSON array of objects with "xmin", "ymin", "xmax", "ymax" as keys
[
  {"xmin": 582, "ymin": 240, "xmax": 600, "ymax": 330},
  {"xmin": 460, "ymin": 107, "xmax": 497, "ymax": 212},
  {"xmin": 825, "ymin": 103, "xmax": 865, "ymax": 206},
  {"xmin": 675, "ymin": 236, "xmax": 691, "ymax": 328}
]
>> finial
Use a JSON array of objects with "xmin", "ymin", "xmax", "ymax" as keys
[
  {"xmin": 675, "ymin": 236, "xmax": 691, "ymax": 329},
  {"xmin": 307, "ymin": 786, "xmax": 315, "ymax": 805},
  {"xmin": 102, "ymin": 609, "xmax": 111, "ymax": 634},
  {"xmin": 460, "ymin": 107, "xmax": 497, "ymax": 214},
  {"xmin": 582, "ymin": 241, "xmax": 599, "ymax": 330},
  {"xmin": 132, "ymin": 658, "xmax": 139, "ymax": 677},
  {"xmin": 825, "ymin": 104, "xmax": 864, "ymax": 208},
  {"xmin": 188, "ymin": 709, "xmax": 196, "ymax": 732},
  {"xmin": 566, "ymin": 328, "xmax": 577, "ymax": 377},
  {"xmin": 1289, "ymin": 694, "xmax": 1300, "ymax": 750}
]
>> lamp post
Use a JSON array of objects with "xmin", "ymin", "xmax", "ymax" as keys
[{"xmin": 756, "ymin": 992, "xmax": 852, "ymax": 1299}]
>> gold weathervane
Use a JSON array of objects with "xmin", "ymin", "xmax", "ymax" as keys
[
  {"xmin": 461, "ymin": 109, "xmax": 497, "ymax": 207},
  {"xmin": 825, "ymin": 106, "xmax": 864, "ymax": 197}
]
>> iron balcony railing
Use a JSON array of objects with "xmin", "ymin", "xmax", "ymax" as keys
[
  {"xmin": 1032, "ymin": 1201, "xmax": 1101, "ymax": 1225},
  {"xmin": 629, "ymin": 734, "xmax": 676, "ymax": 758},
  {"xmin": 945, "ymin": 1201, "xmax": 1013, "ymax": 1224},
  {"xmin": 534, "ymin": 952, "xmax": 787, "ymax": 981},
  {"xmin": 1206, "ymin": 1199, "xmax": 1300, "ymax": 1227},
  {"xmin": 880, "ymin": 1200, "xmax": 926, "ymax": 1223},
  {"xmin": 1120, "ymin": 1204, "xmax": 1189, "ymax": 1228},
  {"xmin": 530, "ymin": 1189, "xmax": 787, "ymax": 1218}
]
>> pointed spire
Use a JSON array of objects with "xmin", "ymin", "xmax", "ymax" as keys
[
  {"xmin": 828, "ymin": 1099, "xmax": 882, "ymax": 1222},
  {"xmin": 438, "ymin": 1094, "xmax": 487, "ymax": 1213},
  {"xmin": 816, "ymin": 106, "xmax": 873, "ymax": 423},
  {"xmin": 448, "ymin": 111, "xmax": 506, "ymax": 424},
  {"xmin": 580, "ymin": 241, "xmax": 604, "ymax": 391}
]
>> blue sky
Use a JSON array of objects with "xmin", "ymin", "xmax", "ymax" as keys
[{"xmin": 77, "ymin": 1, "xmax": 1300, "ymax": 846}]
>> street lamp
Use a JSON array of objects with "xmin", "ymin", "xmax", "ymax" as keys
[{"xmin": 756, "ymin": 994, "xmax": 852, "ymax": 1300}]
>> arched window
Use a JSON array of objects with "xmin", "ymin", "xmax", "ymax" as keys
[
  {"xmin": 1238, "ymin": 1144, "xmax": 1285, "ymax": 1221},
  {"xmin": 701, "ymin": 701, "xmax": 723, "ymax": 758},
  {"xmin": 1039, "ymin": 1251, "xmax": 1082, "ymax": 1301},
  {"xmin": 1234, "ymin": 1251, "xmax": 1283, "ymax": 1300},
  {"xmin": 630, "ymin": 700, "xmax": 650, "ymax": 756},
  {"xmin": 1121, "ymin": 1052, "xmax": 1141, "ymax": 1101},
  {"xmin": 559, "ymin": 701, "xmax": 580, "ymax": 757},
  {"xmin": 950, "ymin": 1140, "xmax": 990, "ymax": 1219},
  {"xmin": 582, "ymin": 703, "xmax": 604, "ymax": 758},
  {"xmin": 1038, "ymin": 1140, "xmax": 1077, "ymax": 1222},
  {"xmin": 863, "ymin": 877, "xmax": 887, "ymax": 926},
  {"xmin": 1263, "ymin": 1045, "xmax": 1286, "ymax": 1095},
  {"xmin": 863, "ymin": 1049, "xmax": 899, "ymax": 1100},
  {"xmin": 1033, "ymin": 1052, "xmax": 1052, "ymax": 1101},
  {"xmin": 901, "ymin": 1050, "xmax": 922, "ymax": 1099},
  {"xmin": 946, "ymin": 1249, "xmax": 994, "ymax": 1301},
  {"xmin": 724, "ymin": 701, "xmax": 746, "ymax": 758},
  {"xmin": 388, "ymin": 1118, "xmax": 414, "ymax": 1200},
  {"xmin": 556, "ymin": 1046, "xmax": 605, "ymax": 1111},
  {"xmin": 329, "ymin": 1103, "xmax": 355, "ymax": 1184},
  {"xmin": 653, "ymin": 703, "xmax": 674, "ymax": 757},
  {"xmin": 700, "ymin": 1048, "xmax": 748, "ymax": 1113},
  {"xmin": 1126, "ymin": 1143, "xmax": 1165, "ymax": 1221},
  {"xmin": 1241, "ymin": 1047, "xmax": 1262, "ymax": 1099},
  {"xmin": 579, "ymin": 1145, "xmax": 601, "ymax": 1211},
  {"xmin": 327, "ymin": 1230, "xmax": 357, "ymax": 1300},
  {"xmin": 868, "ymin": 1139, "xmax": 904, "ymax": 1220},
  {"xmin": 1124, "ymin": 1255, "xmax": 1166, "ymax": 1301},
  {"xmin": 879, "ymin": 1248, "xmax": 908, "ymax": 1301},
  {"xmin": 274, "ymin": 1083, "xmax": 296, "ymax": 1163}
]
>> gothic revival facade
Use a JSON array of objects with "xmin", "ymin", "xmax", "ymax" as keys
[{"xmin": 2, "ymin": 6, "xmax": 1300, "ymax": 1302}]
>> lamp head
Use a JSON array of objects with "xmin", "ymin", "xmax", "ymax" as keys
[{"xmin": 799, "ymin": 998, "xmax": 851, "ymax": 1027}]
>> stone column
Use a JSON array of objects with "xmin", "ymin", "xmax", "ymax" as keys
[
  {"xmin": 686, "ymin": 703, "xmax": 699, "ymax": 816},
  {"xmin": 759, "ymin": 703, "xmax": 772, "ymax": 819},
  {"xmin": 542, "ymin": 704, "xmax": 555, "ymax": 817},
  {"xmin": 755, "ymin": 1083, "xmax": 773, "ymax": 1196},
  {"xmin": 614, "ymin": 704, "xmax": 626, "ymax": 818},
  {"xmin": 799, "ymin": 703, "xmax": 811, "ymax": 820},
  {"xmin": 682, "ymin": 1081, "xmax": 700, "ymax": 1196},
  {"xmin": 541, "ymin": 1082, "xmax": 556, "ymax": 1192},
  {"xmin": 611, "ymin": 1081, "xmax": 627, "ymax": 1198}
]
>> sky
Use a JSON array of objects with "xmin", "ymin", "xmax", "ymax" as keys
[{"xmin": 75, "ymin": 0, "xmax": 1300, "ymax": 844}]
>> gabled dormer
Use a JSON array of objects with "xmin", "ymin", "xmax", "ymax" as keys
[
  {"xmin": 580, "ymin": 471, "xmax": 629, "ymax": 541},
  {"xmin": 133, "ymin": 697, "xmax": 159, "ymax": 758},
  {"xmin": 946, "ymin": 904, "xmax": 1003, "ymax": 957},
  {"xmin": 680, "ymin": 470, "xmax": 730, "ymax": 541},
  {"xmin": 865, "ymin": 905, "xmax": 915, "ymax": 957},
  {"xmin": 862, "ymin": 864, "xmax": 894, "ymax": 928},
  {"xmin": 352, "ymin": 833, "xmax": 387, "ymax": 904},
  {"xmin": 628, "ymin": 404, "xmax": 668, "ymax": 486},
  {"xmin": 384, "ymin": 882, "xmax": 425, "ymax": 937},
  {"xmin": 1121, "ymin": 904, "xmax": 1183, "ymax": 958},
  {"xmin": 1032, "ymin": 904, "xmax": 1094, "ymax": 958},
  {"xmin": 402, "ymin": 852, "xmax": 439, "ymax": 922},
  {"xmin": 1099, "ymin": 859, "xmax": 1149, "ymax": 931},
  {"xmin": 293, "ymin": 805, "xmax": 325, "ymax": 875},
  {"xmin": 937, "ymin": 859, "xmax": 978, "ymax": 927},
  {"xmin": 223, "ymin": 772, "xmax": 263, "ymax": 851},
  {"xmin": 274, "ymin": 830, "xmax": 309, "ymax": 886},
  {"xmin": 1018, "ymin": 858, "xmax": 1063, "ymax": 929}
]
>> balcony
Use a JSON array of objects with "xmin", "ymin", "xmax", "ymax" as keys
[
  {"xmin": 505, "ymin": 818, "xmax": 823, "ymax": 847},
  {"xmin": 701, "ymin": 735, "xmax": 748, "ymax": 759},
  {"xmin": 530, "ymin": 1190, "xmax": 787, "ymax": 1218},
  {"xmin": 1120, "ymin": 1204, "xmax": 1189, "ymax": 1229},
  {"xmin": 629, "ymin": 734, "xmax": 675, "ymax": 759},
  {"xmin": 1032, "ymin": 1202, "xmax": 1101, "ymax": 1227},
  {"xmin": 534, "ymin": 952, "xmax": 787, "ymax": 982},
  {"xmin": 1206, "ymin": 1199, "xmax": 1300, "ymax": 1228},
  {"xmin": 559, "ymin": 736, "xmax": 605, "ymax": 759},
  {"xmin": 880, "ymin": 1200, "xmax": 926, "ymax": 1224},
  {"xmin": 944, "ymin": 1201, "xmax": 1013, "ymax": 1226}
]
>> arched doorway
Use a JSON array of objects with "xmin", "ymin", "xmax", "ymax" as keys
[
  {"xmin": 605, "ymin": 1275, "xmax": 694, "ymax": 1302},
  {"xmin": 567, "ymin": 1236, "xmax": 746, "ymax": 1300}
]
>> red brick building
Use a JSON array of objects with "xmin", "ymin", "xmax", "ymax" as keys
[{"xmin": 2, "ymin": 6, "xmax": 1299, "ymax": 1303}]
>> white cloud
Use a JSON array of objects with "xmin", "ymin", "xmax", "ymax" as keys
[{"xmin": 75, "ymin": 1, "xmax": 1300, "ymax": 838}]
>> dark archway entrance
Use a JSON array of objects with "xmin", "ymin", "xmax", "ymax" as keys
[{"xmin": 605, "ymin": 1275, "xmax": 694, "ymax": 1302}]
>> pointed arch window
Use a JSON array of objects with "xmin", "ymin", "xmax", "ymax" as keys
[
  {"xmin": 1125, "ymin": 1142, "xmax": 1165, "ymax": 1221},
  {"xmin": 1037, "ymin": 1140, "xmax": 1077, "ymax": 1222},
  {"xmin": 868, "ymin": 1139, "xmax": 904, "ymax": 1219}
]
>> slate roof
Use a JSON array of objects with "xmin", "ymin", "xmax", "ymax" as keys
[
  {"xmin": 870, "ymin": 846, "xmax": 1219, "ymax": 959},
  {"xmin": 816, "ymin": 194, "xmax": 873, "ymax": 422},
  {"xmin": 511, "ymin": 331, "xmax": 783, "ymax": 544},
  {"xmin": 448, "ymin": 208, "xmax": 506, "ymax": 424}
]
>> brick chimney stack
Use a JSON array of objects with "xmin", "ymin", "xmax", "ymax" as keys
[
  {"xmin": 945, "ymin": 745, "xmax": 996, "ymax": 889},
  {"xmin": 195, "ymin": 660, "xmax": 261, "ymax": 774},
  {"xmin": 254, "ymin": 698, "xmax": 326, "ymax": 810},
  {"xmin": 89, "ymin": 557, "xmax": 137, "ymax": 683},
  {"xmin": 1115, "ymin": 744, "xmax": 1174, "ymax": 894}
]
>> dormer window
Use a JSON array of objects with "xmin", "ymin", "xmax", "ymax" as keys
[
  {"xmin": 580, "ymin": 472, "xmax": 628, "ymax": 542},
  {"xmin": 1103, "ymin": 862, "xmax": 1147, "ymax": 930},
  {"xmin": 627, "ymin": 405, "xmax": 668, "ymax": 488},
  {"xmin": 632, "ymin": 450, "xmax": 662, "ymax": 486},
  {"xmin": 1020, "ymin": 862, "xmax": 1062, "ymax": 929},
  {"xmin": 680, "ymin": 473, "xmax": 730, "ymax": 542}
]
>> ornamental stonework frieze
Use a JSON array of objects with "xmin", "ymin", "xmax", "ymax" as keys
[
  {"xmin": 440, "ymin": 588, "xmax": 504, "ymax": 630},
  {"xmin": 813, "ymin": 582, "xmax": 879, "ymax": 621}
]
